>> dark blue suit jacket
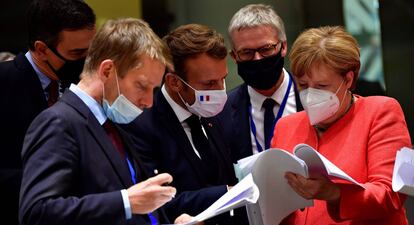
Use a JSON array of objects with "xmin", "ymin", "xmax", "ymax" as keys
[
  {"xmin": 222, "ymin": 80, "xmax": 303, "ymax": 162},
  {"xmin": 121, "ymin": 91, "xmax": 241, "ymax": 224},
  {"xmin": 0, "ymin": 53, "xmax": 47, "ymax": 225},
  {"xmin": 19, "ymin": 90, "xmax": 168, "ymax": 225}
]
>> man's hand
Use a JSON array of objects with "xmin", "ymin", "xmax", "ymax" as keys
[
  {"xmin": 285, "ymin": 172, "xmax": 341, "ymax": 204},
  {"xmin": 127, "ymin": 173, "xmax": 176, "ymax": 214},
  {"xmin": 174, "ymin": 214, "xmax": 204, "ymax": 225}
]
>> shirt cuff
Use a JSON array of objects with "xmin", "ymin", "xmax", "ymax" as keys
[{"xmin": 121, "ymin": 189, "xmax": 132, "ymax": 220}]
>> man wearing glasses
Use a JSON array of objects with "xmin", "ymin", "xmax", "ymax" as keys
[{"xmin": 224, "ymin": 4, "xmax": 303, "ymax": 161}]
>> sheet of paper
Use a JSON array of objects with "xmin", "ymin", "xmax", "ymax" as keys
[
  {"xmin": 234, "ymin": 151, "xmax": 264, "ymax": 180},
  {"xmin": 247, "ymin": 149, "xmax": 312, "ymax": 225},
  {"xmin": 392, "ymin": 147, "xmax": 414, "ymax": 196},
  {"xmin": 294, "ymin": 144, "xmax": 365, "ymax": 188},
  {"xmin": 171, "ymin": 173, "xmax": 259, "ymax": 225}
]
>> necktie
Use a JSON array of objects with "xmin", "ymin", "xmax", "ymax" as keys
[
  {"xmin": 186, "ymin": 114, "xmax": 222, "ymax": 185},
  {"xmin": 262, "ymin": 98, "xmax": 276, "ymax": 149},
  {"xmin": 103, "ymin": 119, "xmax": 126, "ymax": 158},
  {"xmin": 103, "ymin": 120, "xmax": 157, "ymax": 224},
  {"xmin": 47, "ymin": 80, "xmax": 59, "ymax": 106},
  {"xmin": 186, "ymin": 115, "xmax": 211, "ymax": 161}
]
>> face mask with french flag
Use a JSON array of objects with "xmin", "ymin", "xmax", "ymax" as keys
[
  {"xmin": 177, "ymin": 76, "xmax": 228, "ymax": 117},
  {"xmin": 189, "ymin": 88, "xmax": 227, "ymax": 117}
]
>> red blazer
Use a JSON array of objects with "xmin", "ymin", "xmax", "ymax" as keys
[{"xmin": 271, "ymin": 96, "xmax": 411, "ymax": 225}]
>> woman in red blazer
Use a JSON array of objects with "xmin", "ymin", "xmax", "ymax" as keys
[{"xmin": 271, "ymin": 26, "xmax": 411, "ymax": 225}]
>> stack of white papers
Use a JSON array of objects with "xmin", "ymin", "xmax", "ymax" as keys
[
  {"xmin": 392, "ymin": 147, "xmax": 414, "ymax": 196},
  {"xmin": 171, "ymin": 173, "xmax": 259, "ymax": 225}
]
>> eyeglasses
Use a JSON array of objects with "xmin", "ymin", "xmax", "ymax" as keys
[{"xmin": 234, "ymin": 42, "xmax": 280, "ymax": 61}]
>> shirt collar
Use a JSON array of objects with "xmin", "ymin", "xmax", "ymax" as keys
[
  {"xmin": 161, "ymin": 85, "xmax": 192, "ymax": 123},
  {"xmin": 247, "ymin": 68, "xmax": 289, "ymax": 109},
  {"xmin": 69, "ymin": 84, "xmax": 107, "ymax": 125},
  {"xmin": 25, "ymin": 51, "xmax": 52, "ymax": 91}
]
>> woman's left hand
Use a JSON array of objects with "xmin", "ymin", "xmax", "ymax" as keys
[{"xmin": 285, "ymin": 172, "xmax": 341, "ymax": 204}]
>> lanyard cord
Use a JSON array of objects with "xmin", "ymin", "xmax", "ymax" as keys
[
  {"xmin": 249, "ymin": 74, "xmax": 293, "ymax": 152},
  {"xmin": 126, "ymin": 157, "xmax": 158, "ymax": 225}
]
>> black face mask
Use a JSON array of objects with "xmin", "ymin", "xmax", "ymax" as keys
[
  {"xmin": 47, "ymin": 46, "xmax": 85, "ymax": 89},
  {"xmin": 237, "ymin": 50, "xmax": 284, "ymax": 90}
]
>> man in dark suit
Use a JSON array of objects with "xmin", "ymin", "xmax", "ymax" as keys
[
  {"xmin": 19, "ymin": 18, "xmax": 178, "ymax": 225},
  {"xmin": 122, "ymin": 24, "xmax": 244, "ymax": 224},
  {"xmin": 224, "ymin": 4, "xmax": 303, "ymax": 161},
  {"xmin": 0, "ymin": 1, "xmax": 95, "ymax": 224}
]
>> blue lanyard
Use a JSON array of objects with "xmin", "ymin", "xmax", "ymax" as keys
[
  {"xmin": 249, "ymin": 74, "xmax": 292, "ymax": 152},
  {"xmin": 126, "ymin": 157, "xmax": 158, "ymax": 225}
]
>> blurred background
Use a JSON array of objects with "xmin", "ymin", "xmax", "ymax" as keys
[{"xmin": 1, "ymin": 0, "xmax": 413, "ymax": 223}]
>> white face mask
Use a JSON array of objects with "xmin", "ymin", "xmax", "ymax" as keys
[
  {"xmin": 177, "ymin": 77, "xmax": 227, "ymax": 118},
  {"xmin": 299, "ymin": 80, "xmax": 345, "ymax": 125},
  {"xmin": 102, "ymin": 70, "xmax": 143, "ymax": 124}
]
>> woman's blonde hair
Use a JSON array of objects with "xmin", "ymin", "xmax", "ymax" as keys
[
  {"xmin": 289, "ymin": 26, "xmax": 360, "ymax": 89},
  {"xmin": 84, "ymin": 18, "xmax": 171, "ymax": 77}
]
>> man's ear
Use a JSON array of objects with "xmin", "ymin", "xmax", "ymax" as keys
[
  {"xmin": 33, "ymin": 41, "xmax": 49, "ymax": 60},
  {"xmin": 281, "ymin": 41, "xmax": 288, "ymax": 58},
  {"xmin": 98, "ymin": 59, "xmax": 115, "ymax": 83},
  {"xmin": 165, "ymin": 72, "xmax": 183, "ymax": 92}
]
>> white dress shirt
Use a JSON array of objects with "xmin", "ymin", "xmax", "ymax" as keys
[{"xmin": 247, "ymin": 68, "xmax": 298, "ymax": 154}]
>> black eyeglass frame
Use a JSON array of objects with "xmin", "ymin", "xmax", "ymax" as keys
[{"xmin": 233, "ymin": 42, "xmax": 282, "ymax": 62}]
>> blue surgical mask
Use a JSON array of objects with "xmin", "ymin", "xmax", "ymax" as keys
[{"xmin": 102, "ymin": 70, "xmax": 143, "ymax": 124}]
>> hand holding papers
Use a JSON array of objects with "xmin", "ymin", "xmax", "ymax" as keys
[
  {"xmin": 172, "ymin": 174, "xmax": 259, "ymax": 225},
  {"xmin": 234, "ymin": 144, "xmax": 364, "ymax": 225},
  {"xmin": 293, "ymin": 144, "xmax": 365, "ymax": 188},
  {"xmin": 392, "ymin": 147, "xmax": 414, "ymax": 196}
]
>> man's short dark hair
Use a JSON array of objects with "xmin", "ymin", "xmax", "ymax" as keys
[
  {"xmin": 27, "ymin": 0, "xmax": 96, "ymax": 50},
  {"xmin": 163, "ymin": 24, "xmax": 227, "ymax": 79}
]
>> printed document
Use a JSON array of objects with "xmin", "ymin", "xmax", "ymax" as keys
[{"xmin": 392, "ymin": 147, "xmax": 414, "ymax": 196}]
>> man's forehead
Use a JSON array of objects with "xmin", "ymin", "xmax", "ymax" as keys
[
  {"xmin": 58, "ymin": 28, "xmax": 96, "ymax": 50},
  {"xmin": 232, "ymin": 25, "xmax": 279, "ymax": 49}
]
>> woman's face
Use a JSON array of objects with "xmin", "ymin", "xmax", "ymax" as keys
[
  {"xmin": 296, "ymin": 63, "xmax": 350, "ymax": 94},
  {"xmin": 296, "ymin": 63, "xmax": 354, "ymax": 126}
]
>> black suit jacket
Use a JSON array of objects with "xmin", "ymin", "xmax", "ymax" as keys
[
  {"xmin": 0, "ymin": 53, "xmax": 47, "ymax": 225},
  {"xmin": 121, "ymin": 91, "xmax": 241, "ymax": 224},
  {"xmin": 222, "ymin": 77, "xmax": 303, "ymax": 162},
  {"xmin": 19, "ymin": 90, "xmax": 169, "ymax": 225}
]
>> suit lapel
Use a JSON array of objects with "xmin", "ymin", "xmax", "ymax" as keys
[
  {"xmin": 232, "ymin": 84, "xmax": 254, "ymax": 159},
  {"xmin": 117, "ymin": 127, "xmax": 149, "ymax": 182},
  {"xmin": 156, "ymin": 92, "xmax": 209, "ymax": 185},
  {"xmin": 60, "ymin": 91, "xmax": 133, "ymax": 188},
  {"xmin": 15, "ymin": 53, "xmax": 48, "ymax": 109}
]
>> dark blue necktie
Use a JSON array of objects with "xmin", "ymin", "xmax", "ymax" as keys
[{"xmin": 263, "ymin": 98, "xmax": 276, "ymax": 149}]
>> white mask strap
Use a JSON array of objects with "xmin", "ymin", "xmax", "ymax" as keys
[
  {"xmin": 102, "ymin": 63, "xmax": 121, "ymax": 105},
  {"xmin": 114, "ymin": 67, "xmax": 121, "ymax": 96},
  {"xmin": 334, "ymin": 79, "xmax": 345, "ymax": 95},
  {"xmin": 176, "ymin": 75, "xmax": 196, "ymax": 91}
]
